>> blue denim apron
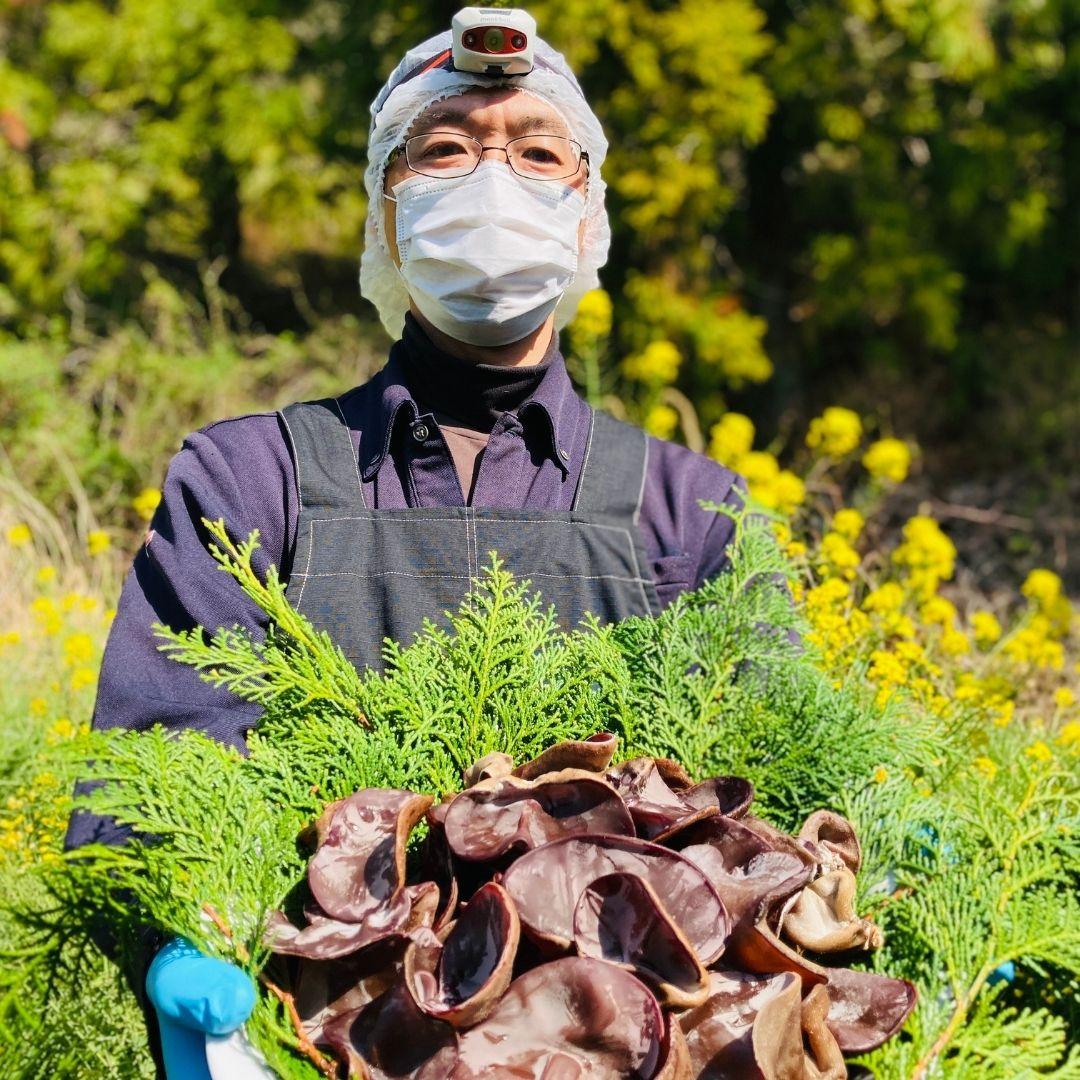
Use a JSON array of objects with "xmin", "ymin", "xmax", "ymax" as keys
[{"xmin": 278, "ymin": 397, "xmax": 662, "ymax": 675}]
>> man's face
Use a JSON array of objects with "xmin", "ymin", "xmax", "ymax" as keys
[{"xmin": 381, "ymin": 87, "xmax": 589, "ymax": 269}]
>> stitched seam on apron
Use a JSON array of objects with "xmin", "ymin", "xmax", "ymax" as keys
[
  {"xmin": 290, "ymin": 569, "xmax": 652, "ymax": 584},
  {"xmin": 290, "ymin": 570, "xmax": 475, "ymax": 580},
  {"xmin": 571, "ymin": 409, "xmax": 597, "ymax": 512},
  {"xmin": 633, "ymin": 431, "xmax": 648, "ymax": 526},
  {"xmin": 295, "ymin": 517, "xmax": 316, "ymax": 607},
  {"xmin": 302, "ymin": 516, "xmax": 636, "ymax": 534},
  {"xmin": 278, "ymin": 409, "xmax": 305, "ymax": 516},
  {"xmin": 467, "ymin": 506, "xmax": 477, "ymax": 581},
  {"xmin": 332, "ymin": 396, "xmax": 367, "ymax": 509},
  {"xmin": 615, "ymin": 522, "xmax": 651, "ymax": 613}
]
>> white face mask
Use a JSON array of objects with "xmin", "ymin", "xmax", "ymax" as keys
[{"xmin": 385, "ymin": 159, "xmax": 586, "ymax": 347}]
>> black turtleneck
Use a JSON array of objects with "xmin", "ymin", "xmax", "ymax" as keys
[{"xmin": 397, "ymin": 311, "xmax": 559, "ymax": 432}]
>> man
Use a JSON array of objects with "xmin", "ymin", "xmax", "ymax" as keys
[{"xmin": 67, "ymin": 15, "xmax": 753, "ymax": 1078}]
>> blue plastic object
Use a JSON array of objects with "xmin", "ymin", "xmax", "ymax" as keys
[
  {"xmin": 146, "ymin": 937, "xmax": 257, "ymax": 1080},
  {"xmin": 988, "ymin": 960, "xmax": 1016, "ymax": 986}
]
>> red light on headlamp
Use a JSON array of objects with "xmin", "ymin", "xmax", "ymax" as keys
[{"xmin": 461, "ymin": 27, "xmax": 528, "ymax": 54}]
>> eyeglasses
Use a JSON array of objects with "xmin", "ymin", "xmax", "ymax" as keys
[{"xmin": 389, "ymin": 131, "xmax": 588, "ymax": 182}]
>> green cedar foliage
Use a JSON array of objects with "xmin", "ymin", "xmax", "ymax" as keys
[{"xmin": 20, "ymin": 505, "xmax": 1080, "ymax": 1078}]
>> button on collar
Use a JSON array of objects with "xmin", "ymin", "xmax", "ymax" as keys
[{"xmin": 412, "ymin": 421, "xmax": 430, "ymax": 441}]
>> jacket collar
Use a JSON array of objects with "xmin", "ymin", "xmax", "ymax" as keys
[{"xmin": 348, "ymin": 331, "xmax": 583, "ymax": 482}]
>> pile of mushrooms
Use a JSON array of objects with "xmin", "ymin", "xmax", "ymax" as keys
[{"xmin": 264, "ymin": 734, "xmax": 916, "ymax": 1079}]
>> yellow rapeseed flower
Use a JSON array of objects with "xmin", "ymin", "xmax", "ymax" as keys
[
  {"xmin": 1021, "ymin": 568, "xmax": 1062, "ymax": 610},
  {"xmin": 132, "ymin": 487, "xmax": 163, "ymax": 522},
  {"xmin": 29, "ymin": 697, "xmax": 47, "ymax": 717},
  {"xmin": 1025, "ymin": 740, "xmax": 1053, "ymax": 764},
  {"xmin": 87, "ymin": 530, "xmax": 112, "ymax": 556},
  {"xmin": 5, "ymin": 523, "xmax": 32, "ymax": 547},
  {"xmin": 863, "ymin": 581, "xmax": 905, "ymax": 614},
  {"xmin": 48, "ymin": 717, "xmax": 76, "ymax": 740},
  {"xmin": 62, "ymin": 632, "xmax": 94, "ymax": 667},
  {"xmin": 831, "ymin": 509, "xmax": 865, "ymax": 543},
  {"xmin": 622, "ymin": 340, "xmax": 681, "ymax": 384},
  {"xmin": 972, "ymin": 756, "xmax": 998, "ymax": 780},
  {"xmin": 805, "ymin": 406, "xmax": 862, "ymax": 458},
  {"xmin": 70, "ymin": 667, "xmax": 97, "ymax": 692},
  {"xmin": 751, "ymin": 468, "xmax": 806, "ymax": 515},
  {"xmin": 30, "ymin": 596, "xmax": 62, "ymax": 636},
  {"xmin": 862, "ymin": 438, "xmax": 911, "ymax": 484},
  {"xmin": 971, "ymin": 611, "xmax": 1003, "ymax": 648},
  {"xmin": 568, "ymin": 289, "xmax": 613, "ymax": 348},
  {"xmin": 35, "ymin": 565, "xmax": 57, "ymax": 586},
  {"xmin": 939, "ymin": 628, "xmax": 970, "ymax": 656},
  {"xmin": 872, "ymin": 765, "xmax": 889, "ymax": 783},
  {"xmin": 993, "ymin": 700, "xmax": 1015, "ymax": 727},
  {"xmin": 920, "ymin": 596, "xmax": 958, "ymax": 628},
  {"xmin": 1054, "ymin": 687, "xmax": 1076, "ymax": 710},
  {"xmin": 891, "ymin": 516, "xmax": 956, "ymax": 600},
  {"xmin": 1057, "ymin": 721, "xmax": 1080, "ymax": 748},
  {"xmin": 644, "ymin": 403, "xmax": 679, "ymax": 440},
  {"xmin": 707, "ymin": 413, "xmax": 755, "ymax": 466},
  {"xmin": 818, "ymin": 532, "xmax": 861, "ymax": 581}
]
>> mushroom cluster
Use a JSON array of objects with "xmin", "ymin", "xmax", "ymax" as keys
[{"xmin": 265, "ymin": 734, "xmax": 916, "ymax": 1079}]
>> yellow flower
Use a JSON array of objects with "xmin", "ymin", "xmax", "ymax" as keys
[
  {"xmin": 48, "ymin": 717, "xmax": 76, "ymax": 740},
  {"xmin": 707, "ymin": 413, "xmax": 755, "ymax": 466},
  {"xmin": 920, "ymin": 596, "xmax": 958, "ymax": 628},
  {"xmin": 1003, "ymin": 615, "xmax": 1066, "ymax": 670},
  {"xmin": 29, "ymin": 697, "xmax": 47, "ymax": 717},
  {"xmin": 1021, "ymin": 568, "xmax": 1062, "ymax": 610},
  {"xmin": 738, "ymin": 450, "xmax": 779, "ymax": 486},
  {"xmin": 872, "ymin": 766, "xmax": 889, "ymax": 783},
  {"xmin": 70, "ymin": 667, "xmax": 97, "ymax": 692},
  {"xmin": 132, "ymin": 487, "xmax": 163, "ymax": 522},
  {"xmin": 5, "ymin": 523, "xmax": 32, "ymax": 547},
  {"xmin": 818, "ymin": 531, "xmax": 861, "ymax": 581},
  {"xmin": 35, "ymin": 565, "xmax": 57, "ymax": 586},
  {"xmin": 831, "ymin": 509, "xmax": 865, "ymax": 543},
  {"xmin": 805, "ymin": 406, "xmax": 863, "ymax": 458},
  {"xmin": 103, "ymin": 607, "xmax": 117, "ymax": 622},
  {"xmin": 0, "ymin": 630, "xmax": 20, "ymax": 648},
  {"xmin": 644, "ymin": 403, "xmax": 679, "ymax": 440},
  {"xmin": 1054, "ymin": 687, "xmax": 1076, "ymax": 710},
  {"xmin": 972, "ymin": 756, "xmax": 998, "ymax": 780},
  {"xmin": 568, "ymin": 289, "xmax": 612, "ymax": 349},
  {"xmin": 30, "ymin": 597, "xmax": 62, "ymax": 636},
  {"xmin": 87, "ymin": 530, "xmax": 112, "ymax": 556},
  {"xmin": 1025, "ymin": 740, "xmax": 1053, "ymax": 764},
  {"xmin": 939, "ymin": 628, "xmax": 970, "ymax": 656},
  {"xmin": 622, "ymin": 340, "xmax": 681, "ymax": 384},
  {"xmin": 992, "ymin": 700, "xmax": 1015, "ymax": 727},
  {"xmin": 971, "ymin": 611, "xmax": 1003, "ymax": 648},
  {"xmin": 62, "ymin": 632, "xmax": 94, "ymax": 667},
  {"xmin": 1057, "ymin": 721, "xmax": 1080, "ymax": 748},
  {"xmin": 891, "ymin": 516, "xmax": 956, "ymax": 600},
  {"xmin": 862, "ymin": 438, "xmax": 911, "ymax": 484},
  {"xmin": 863, "ymin": 581, "xmax": 905, "ymax": 614},
  {"xmin": 771, "ymin": 471, "xmax": 806, "ymax": 515}
]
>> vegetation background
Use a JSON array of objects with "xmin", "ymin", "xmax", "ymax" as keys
[
  {"xmin": 0, "ymin": 0, "xmax": 1078, "ymax": 1076},
  {"xmin": 1, "ymin": 0, "xmax": 1077, "ymax": 584}
]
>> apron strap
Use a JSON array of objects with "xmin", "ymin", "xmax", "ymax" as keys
[
  {"xmin": 278, "ymin": 398, "xmax": 368, "ymax": 512},
  {"xmin": 571, "ymin": 409, "xmax": 649, "ymax": 522}
]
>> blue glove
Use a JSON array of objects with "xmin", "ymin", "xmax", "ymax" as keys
[{"xmin": 146, "ymin": 937, "xmax": 257, "ymax": 1080}]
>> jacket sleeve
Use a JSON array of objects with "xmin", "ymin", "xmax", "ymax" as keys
[{"xmin": 65, "ymin": 419, "xmax": 294, "ymax": 851}]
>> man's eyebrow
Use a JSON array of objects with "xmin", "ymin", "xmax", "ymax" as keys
[{"xmin": 409, "ymin": 109, "xmax": 569, "ymax": 138}]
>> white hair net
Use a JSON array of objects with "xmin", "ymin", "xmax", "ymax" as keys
[{"xmin": 360, "ymin": 28, "xmax": 610, "ymax": 342}]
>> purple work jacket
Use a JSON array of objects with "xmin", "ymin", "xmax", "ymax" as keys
[{"xmin": 73, "ymin": 333, "xmax": 757, "ymax": 851}]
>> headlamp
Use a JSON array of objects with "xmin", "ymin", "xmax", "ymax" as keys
[{"xmin": 451, "ymin": 7, "xmax": 537, "ymax": 76}]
